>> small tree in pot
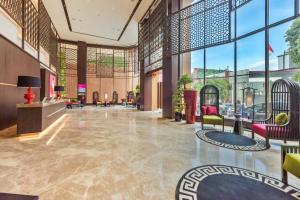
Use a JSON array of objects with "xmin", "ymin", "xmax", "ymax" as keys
[
  {"xmin": 172, "ymin": 85, "xmax": 184, "ymax": 122},
  {"xmin": 178, "ymin": 74, "xmax": 193, "ymax": 89},
  {"xmin": 134, "ymin": 85, "xmax": 141, "ymax": 110}
]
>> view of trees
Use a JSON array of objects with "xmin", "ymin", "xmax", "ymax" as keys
[
  {"xmin": 193, "ymin": 78, "xmax": 231, "ymax": 103},
  {"xmin": 286, "ymin": 18, "xmax": 300, "ymax": 83}
]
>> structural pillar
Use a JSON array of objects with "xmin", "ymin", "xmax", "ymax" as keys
[
  {"xmin": 77, "ymin": 41, "xmax": 87, "ymax": 103},
  {"xmin": 162, "ymin": 0, "xmax": 180, "ymax": 118}
]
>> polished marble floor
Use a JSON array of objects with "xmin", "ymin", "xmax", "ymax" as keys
[{"xmin": 0, "ymin": 106, "xmax": 299, "ymax": 200}]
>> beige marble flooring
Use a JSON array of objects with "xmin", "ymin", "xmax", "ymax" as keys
[{"xmin": 0, "ymin": 106, "xmax": 299, "ymax": 200}]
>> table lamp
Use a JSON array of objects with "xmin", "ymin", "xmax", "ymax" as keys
[
  {"xmin": 17, "ymin": 76, "xmax": 41, "ymax": 104},
  {"xmin": 54, "ymin": 86, "xmax": 64, "ymax": 98}
]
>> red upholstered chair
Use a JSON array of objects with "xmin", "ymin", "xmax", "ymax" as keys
[
  {"xmin": 251, "ymin": 79, "xmax": 300, "ymax": 148},
  {"xmin": 199, "ymin": 85, "xmax": 224, "ymax": 131}
]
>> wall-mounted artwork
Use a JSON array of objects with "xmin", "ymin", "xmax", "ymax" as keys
[{"xmin": 49, "ymin": 74, "xmax": 56, "ymax": 97}]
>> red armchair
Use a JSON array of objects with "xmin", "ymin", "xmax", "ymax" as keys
[{"xmin": 251, "ymin": 79, "xmax": 300, "ymax": 148}]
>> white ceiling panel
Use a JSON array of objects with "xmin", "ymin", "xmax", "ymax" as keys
[{"xmin": 42, "ymin": 0, "xmax": 153, "ymax": 46}]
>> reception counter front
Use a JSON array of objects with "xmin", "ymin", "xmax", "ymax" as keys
[{"xmin": 17, "ymin": 101, "xmax": 66, "ymax": 135}]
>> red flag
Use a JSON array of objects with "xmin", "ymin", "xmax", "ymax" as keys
[{"xmin": 268, "ymin": 44, "xmax": 274, "ymax": 53}]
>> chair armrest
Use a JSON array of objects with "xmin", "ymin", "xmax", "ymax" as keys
[
  {"xmin": 252, "ymin": 116, "xmax": 272, "ymax": 124},
  {"xmin": 217, "ymin": 114, "xmax": 224, "ymax": 119}
]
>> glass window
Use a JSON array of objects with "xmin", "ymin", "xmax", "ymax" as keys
[
  {"xmin": 237, "ymin": 31, "xmax": 265, "ymax": 120},
  {"xmin": 205, "ymin": 43, "xmax": 234, "ymax": 117},
  {"xmin": 191, "ymin": 49, "xmax": 204, "ymax": 116},
  {"xmin": 236, "ymin": 0, "xmax": 265, "ymax": 36},
  {"xmin": 269, "ymin": 0, "xmax": 294, "ymax": 25},
  {"xmin": 269, "ymin": 19, "xmax": 300, "ymax": 114}
]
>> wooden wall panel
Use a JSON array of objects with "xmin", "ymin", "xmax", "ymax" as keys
[
  {"xmin": 144, "ymin": 74, "xmax": 152, "ymax": 111},
  {"xmin": 86, "ymin": 75, "xmax": 100, "ymax": 103},
  {"xmin": 77, "ymin": 41, "xmax": 87, "ymax": 85},
  {"xmin": 114, "ymin": 78, "xmax": 127, "ymax": 102},
  {"xmin": 0, "ymin": 35, "xmax": 40, "ymax": 130},
  {"xmin": 100, "ymin": 78, "xmax": 113, "ymax": 101},
  {"xmin": 40, "ymin": 68, "xmax": 54, "ymax": 101}
]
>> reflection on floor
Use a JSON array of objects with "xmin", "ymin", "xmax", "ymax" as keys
[{"xmin": 0, "ymin": 106, "xmax": 299, "ymax": 200}]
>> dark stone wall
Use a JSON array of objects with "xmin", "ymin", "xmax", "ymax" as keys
[{"xmin": 0, "ymin": 35, "xmax": 40, "ymax": 130}]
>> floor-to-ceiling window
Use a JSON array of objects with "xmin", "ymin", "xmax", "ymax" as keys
[
  {"xmin": 236, "ymin": 0, "xmax": 265, "ymax": 37},
  {"xmin": 191, "ymin": 49, "xmax": 204, "ymax": 115},
  {"xmin": 206, "ymin": 43, "xmax": 234, "ymax": 117},
  {"xmin": 180, "ymin": 0, "xmax": 300, "ymax": 119},
  {"xmin": 236, "ymin": 32, "xmax": 265, "ymax": 120}
]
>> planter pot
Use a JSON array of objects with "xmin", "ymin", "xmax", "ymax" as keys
[
  {"xmin": 183, "ymin": 89, "xmax": 197, "ymax": 124},
  {"xmin": 175, "ymin": 112, "xmax": 182, "ymax": 122}
]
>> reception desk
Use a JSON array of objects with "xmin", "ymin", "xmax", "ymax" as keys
[{"xmin": 17, "ymin": 101, "xmax": 66, "ymax": 135}]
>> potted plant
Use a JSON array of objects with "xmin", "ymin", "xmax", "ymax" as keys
[
  {"xmin": 178, "ymin": 74, "xmax": 193, "ymax": 89},
  {"xmin": 134, "ymin": 85, "xmax": 141, "ymax": 110},
  {"xmin": 172, "ymin": 86, "xmax": 184, "ymax": 122},
  {"xmin": 179, "ymin": 74, "xmax": 197, "ymax": 124}
]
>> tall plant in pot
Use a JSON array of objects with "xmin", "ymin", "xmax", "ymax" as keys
[
  {"xmin": 180, "ymin": 74, "xmax": 197, "ymax": 124},
  {"xmin": 134, "ymin": 85, "xmax": 141, "ymax": 110},
  {"xmin": 172, "ymin": 85, "xmax": 184, "ymax": 122}
]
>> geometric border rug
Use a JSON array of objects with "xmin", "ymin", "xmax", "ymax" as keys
[
  {"xmin": 196, "ymin": 130, "xmax": 267, "ymax": 151},
  {"xmin": 176, "ymin": 165, "xmax": 300, "ymax": 200}
]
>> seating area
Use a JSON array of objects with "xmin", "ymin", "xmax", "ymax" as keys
[
  {"xmin": 251, "ymin": 79, "xmax": 300, "ymax": 148},
  {"xmin": 200, "ymin": 85, "xmax": 225, "ymax": 131},
  {"xmin": 0, "ymin": 0, "xmax": 299, "ymax": 199}
]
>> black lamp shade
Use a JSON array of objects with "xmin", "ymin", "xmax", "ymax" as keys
[
  {"xmin": 54, "ymin": 86, "xmax": 64, "ymax": 92},
  {"xmin": 17, "ymin": 76, "xmax": 41, "ymax": 88}
]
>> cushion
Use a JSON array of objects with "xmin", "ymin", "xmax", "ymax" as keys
[
  {"xmin": 251, "ymin": 124, "xmax": 267, "ymax": 137},
  {"xmin": 283, "ymin": 153, "xmax": 300, "ymax": 179},
  {"xmin": 201, "ymin": 106, "xmax": 207, "ymax": 115},
  {"xmin": 203, "ymin": 115, "xmax": 223, "ymax": 125},
  {"xmin": 207, "ymin": 106, "xmax": 218, "ymax": 115},
  {"xmin": 275, "ymin": 113, "xmax": 288, "ymax": 125}
]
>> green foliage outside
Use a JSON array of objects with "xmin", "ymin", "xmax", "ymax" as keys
[
  {"xmin": 87, "ymin": 54, "xmax": 125, "ymax": 68},
  {"xmin": 195, "ymin": 69, "xmax": 226, "ymax": 79},
  {"xmin": 59, "ymin": 51, "xmax": 66, "ymax": 97},
  {"xmin": 286, "ymin": 18, "xmax": 300, "ymax": 83},
  {"xmin": 193, "ymin": 78, "xmax": 231, "ymax": 102}
]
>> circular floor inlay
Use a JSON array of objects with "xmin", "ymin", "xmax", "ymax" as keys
[
  {"xmin": 196, "ymin": 130, "xmax": 267, "ymax": 151},
  {"xmin": 176, "ymin": 165, "xmax": 300, "ymax": 200}
]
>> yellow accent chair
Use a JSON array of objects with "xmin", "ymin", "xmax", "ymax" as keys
[
  {"xmin": 199, "ymin": 85, "xmax": 224, "ymax": 131},
  {"xmin": 282, "ymin": 145, "xmax": 300, "ymax": 184}
]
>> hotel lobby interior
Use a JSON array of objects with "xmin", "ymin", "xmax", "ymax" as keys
[{"xmin": 1, "ymin": 0, "xmax": 300, "ymax": 199}]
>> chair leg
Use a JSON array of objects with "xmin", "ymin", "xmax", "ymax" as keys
[
  {"xmin": 266, "ymin": 138, "xmax": 270, "ymax": 149},
  {"xmin": 282, "ymin": 169, "xmax": 288, "ymax": 184},
  {"xmin": 252, "ymin": 130, "xmax": 254, "ymax": 139},
  {"xmin": 222, "ymin": 122, "xmax": 224, "ymax": 132},
  {"xmin": 201, "ymin": 123, "xmax": 204, "ymax": 130}
]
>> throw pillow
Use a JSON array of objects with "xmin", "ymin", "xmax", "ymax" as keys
[{"xmin": 275, "ymin": 113, "xmax": 288, "ymax": 125}]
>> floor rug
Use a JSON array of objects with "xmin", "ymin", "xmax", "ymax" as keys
[
  {"xmin": 196, "ymin": 130, "xmax": 267, "ymax": 151},
  {"xmin": 176, "ymin": 165, "xmax": 300, "ymax": 200}
]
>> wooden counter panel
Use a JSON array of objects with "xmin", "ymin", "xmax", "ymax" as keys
[
  {"xmin": 42, "ymin": 102, "xmax": 66, "ymax": 130},
  {"xmin": 17, "ymin": 102, "xmax": 66, "ymax": 134}
]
